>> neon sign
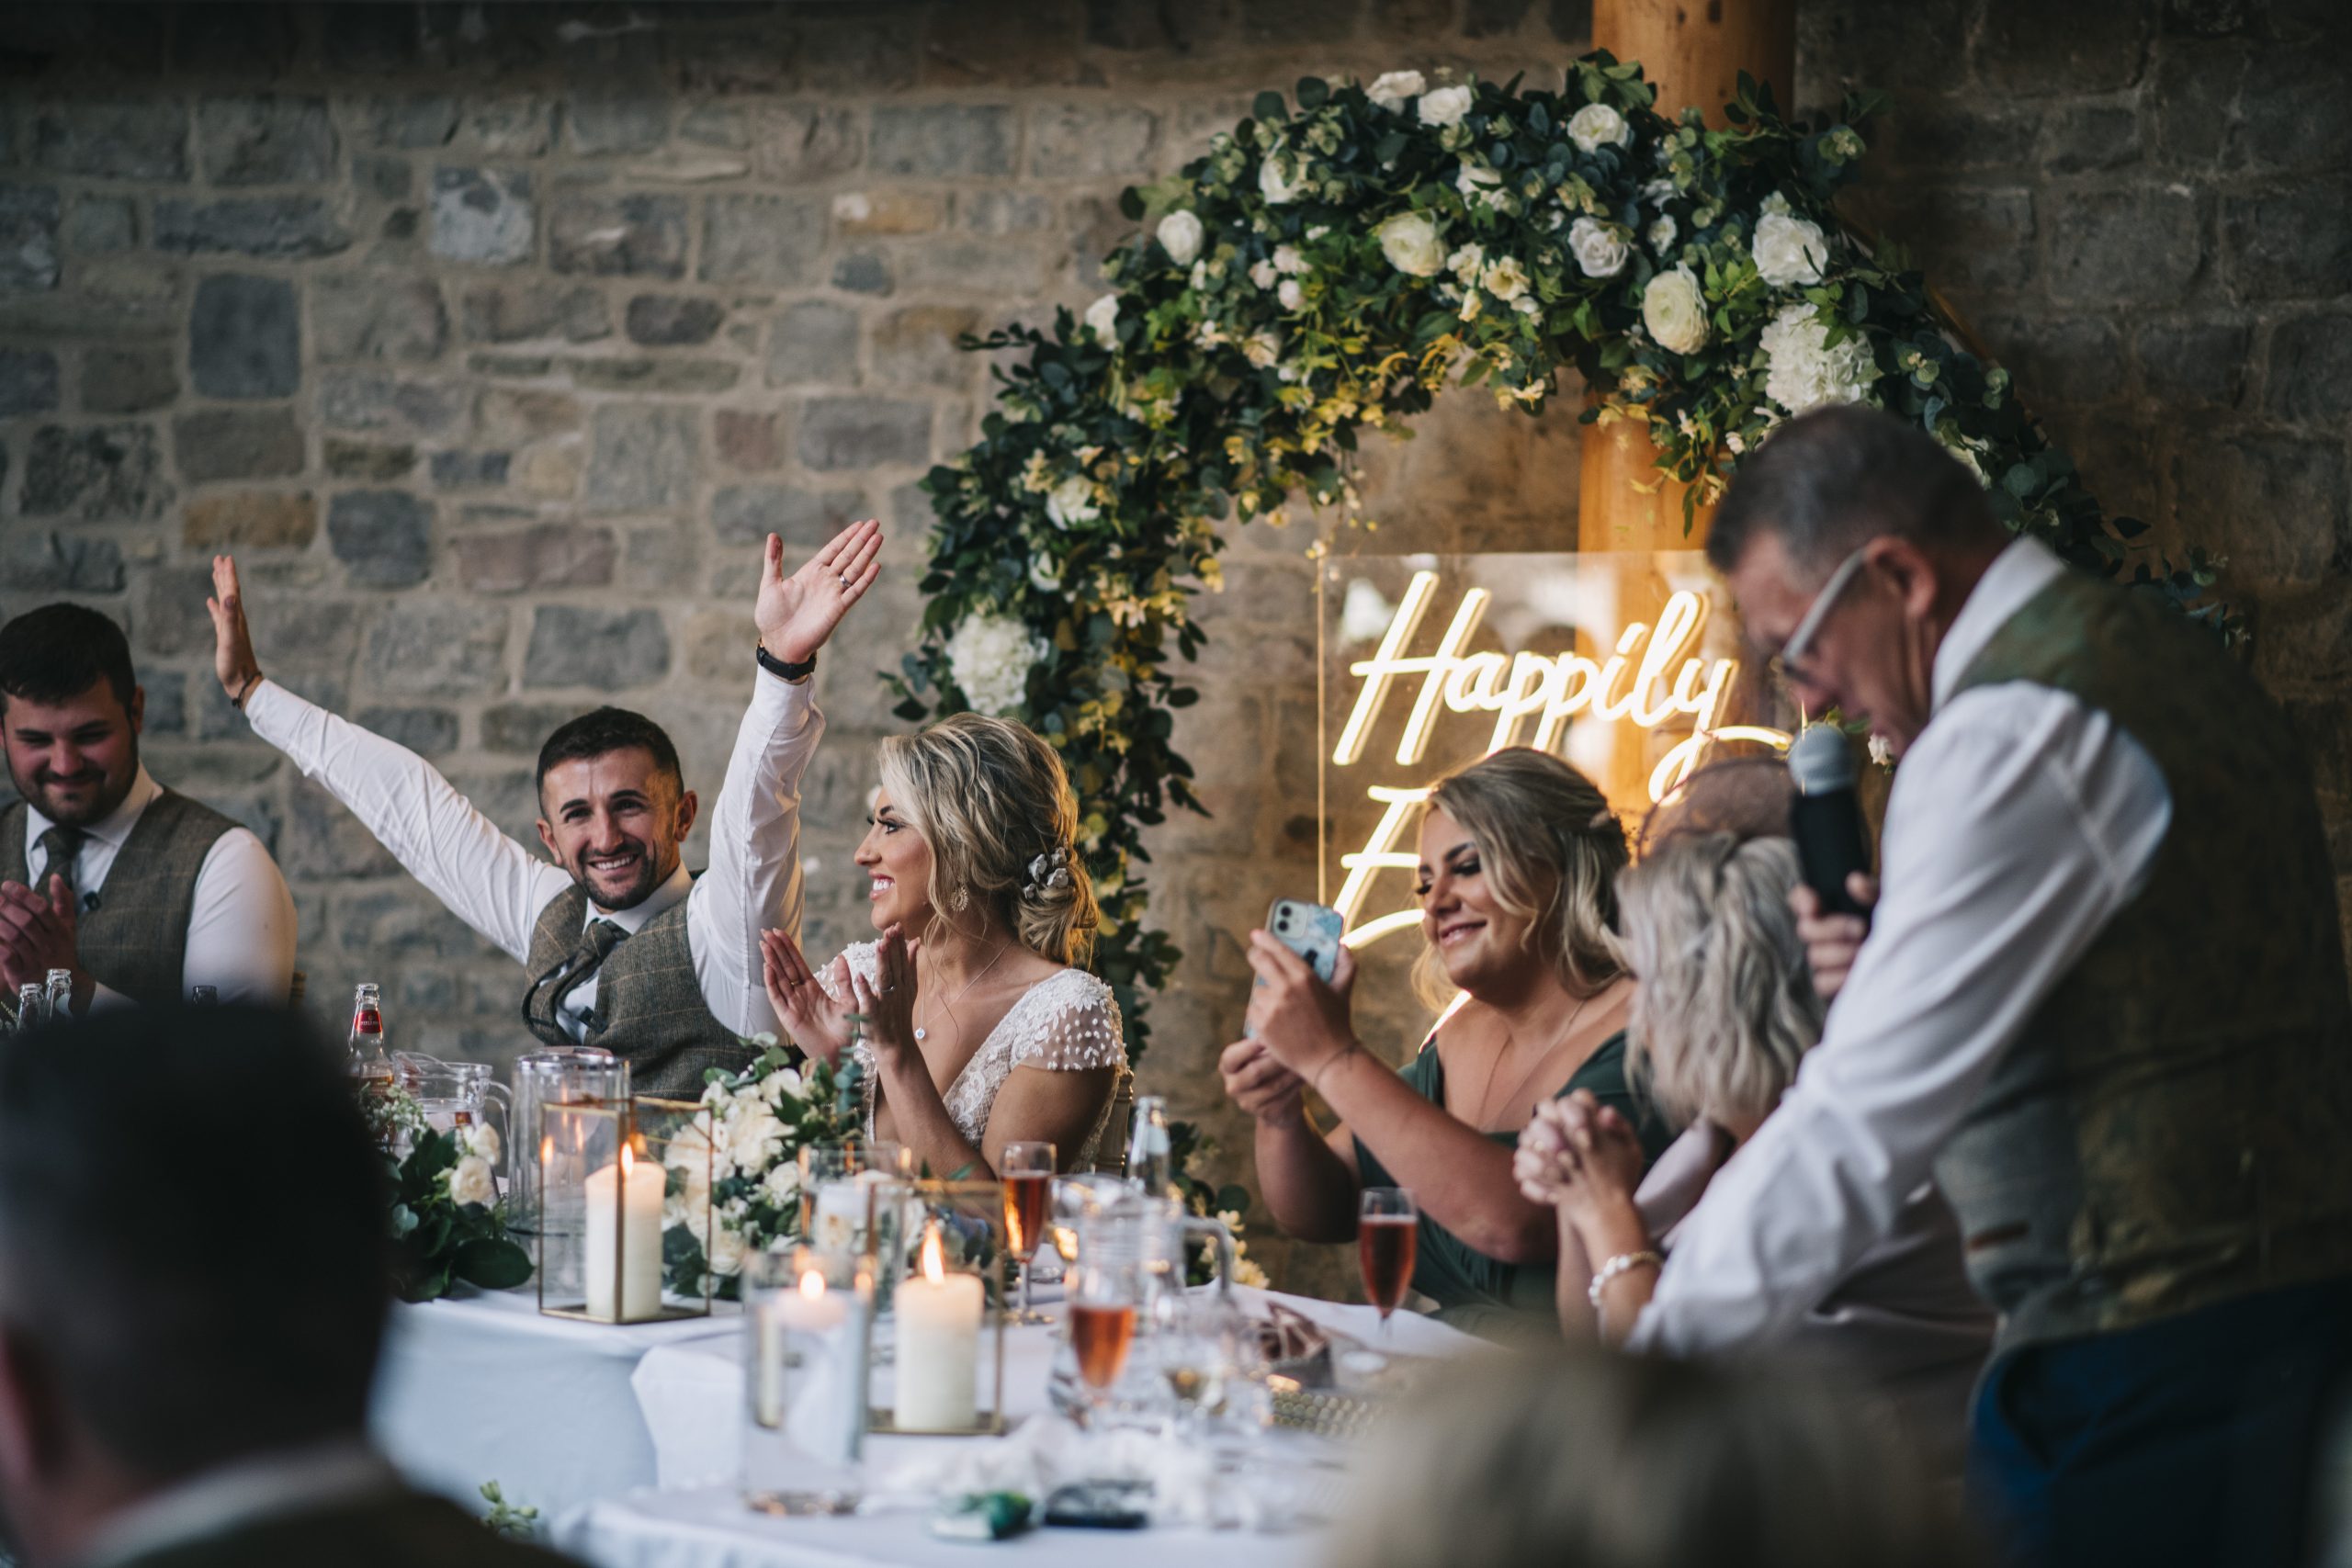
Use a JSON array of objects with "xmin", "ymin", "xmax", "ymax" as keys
[{"xmin": 1330, "ymin": 569, "xmax": 1789, "ymax": 948}]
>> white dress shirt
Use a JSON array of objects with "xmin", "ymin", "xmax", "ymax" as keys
[
  {"xmin": 245, "ymin": 669, "xmax": 820, "ymax": 1040},
  {"xmin": 17, "ymin": 764, "xmax": 298, "ymax": 1010},
  {"xmin": 1627, "ymin": 538, "xmax": 2175, "ymax": 1356},
  {"xmin": 77, "ymin": 1439, "xmax": 400, "ymax": 1568}
]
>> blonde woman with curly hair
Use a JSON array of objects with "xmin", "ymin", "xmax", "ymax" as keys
[
  {"xmin": 1518, "ymin": 829, "xmax": 1990, "ymax": 1474},
  {"xmin": 1225, "ymin": 749, "xmax": 1671, "ymax": 1337},
  {"xmin": 762, "ymin": 714, "xmax": 1126, "ymax": 1177}
]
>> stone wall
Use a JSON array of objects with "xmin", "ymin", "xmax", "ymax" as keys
[{"xmin": 0, "ymin": 1, "xmax": 2345, "ymax": 1298}]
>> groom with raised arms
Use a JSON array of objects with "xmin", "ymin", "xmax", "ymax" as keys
[{"xmin": 207, "ymin": 521, "xmax": 882, "ymax": 1096}]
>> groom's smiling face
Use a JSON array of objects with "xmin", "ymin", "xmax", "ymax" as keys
[{"xmin": 535, "ymin": 746, "xmax": 697, "ymax": 911}]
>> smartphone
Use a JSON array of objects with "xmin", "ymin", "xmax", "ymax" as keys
[{"xmin": 1266, "ymin": 898, "xmax": 1344, "ymax": 984}]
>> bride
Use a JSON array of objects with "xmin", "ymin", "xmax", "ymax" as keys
[{"xmin": 762, "ymin": 714, "xmax": 1128, "ymax": 1176}]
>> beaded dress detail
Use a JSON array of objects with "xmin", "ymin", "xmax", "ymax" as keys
[{"xmin": 819, "ymin": 942, "xmax": 1130, "ymax": 1166}]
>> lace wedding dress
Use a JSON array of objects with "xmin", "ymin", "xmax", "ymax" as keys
[{"xmin": 819, "ymin": 942, "xmax": 1131, "ymax": 1166}]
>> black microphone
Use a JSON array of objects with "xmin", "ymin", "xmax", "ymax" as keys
[{"xmin": 1787, "ymin": 725, "xmax": 1873, "ymax": 923}]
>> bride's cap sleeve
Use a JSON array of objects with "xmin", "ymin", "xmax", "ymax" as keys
[
  {"xmin": 813, "ymin": 941, "xmax": 881, "ymax": 1003},
  {"xmin": 1010, "ymin": 973, "xmax": 1127, "ymax": 1073}
]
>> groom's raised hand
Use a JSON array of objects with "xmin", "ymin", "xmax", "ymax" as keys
[
  {"xmin": 206, "ymin": 555, "xmax": 265, "ymax": 705},
  {"xmin": 758, "ymin": 519, "xmax": 883, "ymax": 666}
]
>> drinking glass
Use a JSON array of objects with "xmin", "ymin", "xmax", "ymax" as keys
[
  {"xmin": 1152, "ymin": 1289, "xmax": 1233, "ymax": 1438},
  {"xmin": 1065, "ymin": 1251, "xmax": 1140, "ymax": 1428},
  {"xmin": 1357, "ymin": 1187, "xmax": 1419, "ymax": 1342},
  {"xmin": 1000, "ymin": 1141, "xmax": 1056, "ymax": 1325}
]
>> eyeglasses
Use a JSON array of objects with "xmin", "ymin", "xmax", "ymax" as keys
[{"xmin": 1768, "ymin": 546, "xmax": 1871, "ymax": 688}]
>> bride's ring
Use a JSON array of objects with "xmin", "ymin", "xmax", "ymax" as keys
[{"xmin": 838, "ymin": 572, "xmax": 850, "ymax": 590}]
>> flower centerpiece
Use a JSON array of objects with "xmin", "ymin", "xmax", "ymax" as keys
[
  {"xmin": 662, "ymin": 1039, "xmax": 859, "ymax": 1298},
  {"xmin": 371, "ymin": 1087, "xmax": 534, "ymax": 1303}
]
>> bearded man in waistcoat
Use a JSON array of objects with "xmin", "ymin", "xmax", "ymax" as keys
[
  {"xmin": 1542, "ymin": 406, "xmax": 2352, "ymax": 1568},
  {"xmin": 206, "ymin": 521, "xmax": 882, "ymax": 1096},
  {"xmin": 0, "ymin": 604, "xmax": 296, "ymax": 1013}
]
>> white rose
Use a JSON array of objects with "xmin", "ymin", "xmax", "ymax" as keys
[
  {"xmin": 726, "ymin": 1107, "xmax": 786, "ymax": 1171},
  {"xmin": 1278, "ymin": 278, "xmax": 1305, "ymax": 311},
  {"xmin": 708, "ymin": 1225, "xmax": 747, "ymax": 1278},
  {"xmin": 1446, "ymin": 242, "xmax": 1484, "ymax": 283},
  {"xmin": 1187, "ymin": 260, "xmax": 1208, "ymax": 290},
  {"xmin": 1566, "ymin": 216, "xmax": 1629, "ymax": 278},
  {"xmin": 1082, "ymin": 291, "xmax": 1121, "ymax": 342},
  {"xmin": 1566, "ymin": 102, "xmax": 1631, "ymax": 153},
  {"xmin": 1419, "ymin": 85, "xmax": 1473, "ymax": 127},
  {"xmin": 945, "ymin": 612, "xmax": 1046, "ymax": 718},
  {"xmin": 1366, "ymin": 70, "xmax": 1427, "ymax": 111},
  {"xmin": 1242, "ymin": 331, "xmax": 1281, "ymax": 368},
  {"xmin": 1249, "ymin": 258, "xmax": 1278, "ymax": 289},
  {"xmin": 462, "ymin": 1122, "xmax": 502, "ymax": 1164},
  {"xmin": 1027, "ymin": 555, "xmax": 1060, "ymax": 593},
  {"xmin": 1454, "ymin": 162, "xmax": 1503, "ymax": 206},
  {"xmin": 1375, "ymin": 211, "xmax": 1443, "ymax": 276},
  {"xmin": 1752, "ymin": 208, "xmax": 1829, "ymax": 288},
  {"xmin": 1641, "ymin": 177, "xmax": 1677, "ymax": 208},
  {"xmin": 1641, "ymin": 265, "xmax": 1710, "ymax": 355},
  {"xmin": 1046, "ymin": 474, "xmax": 1099, "ymax": 528},
  {"xmin": 1511, "ymin": 294, "xmax": 1541, "ymax": 316},
  {"xmin": 1156, "ymin": 209, "xmax": 1204, "ymax": 265},
  {"xmin": 761, "ymin": 1162, "xmax": 801, "ymax": 1206},
  {"xmin": 446, "ymin": 1155, "xmax": 495, "ymax": 1209},
  {"xmin": 1758, "ymin": 301, "xmax": 1879, "ymax": 414},
  {"xmin": 1272, "ymin": 243, "xmax": 1305, "ymax": 275},
  {"xmin": 1646, "ymin": 215, "xmax": 1678, "ymax": 254},
  {"xmin": 1479, "ymin": 254, "xmax": 1531, "ymax": 300},
  {"xmin": 1259, "ymin": 155, "xmax": 1305, "ymax": 204}
]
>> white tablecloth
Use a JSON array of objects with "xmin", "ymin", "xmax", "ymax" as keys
[
  {"xmin": 371, "ymin": 1285, "xmax": 739, "ymax": 1520},
  {"xmin": 556, "ymin": 1288, "xmax": 1480, "ymax": 1568}
]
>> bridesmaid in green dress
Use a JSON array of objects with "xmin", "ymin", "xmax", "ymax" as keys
[{"xmin": 1222, "ymin": 749, "xmax": 1671, "ymax": 1339}]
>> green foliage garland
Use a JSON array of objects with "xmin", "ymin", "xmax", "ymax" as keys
[{"xmin": 890, "ymin": 54, "xmax": 2224, "ymax": 1078}]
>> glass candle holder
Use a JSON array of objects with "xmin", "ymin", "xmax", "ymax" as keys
[
  {"xmin": 742, "ymin": 1245, "xmax": 874, "ymax": 1516},
  {"xmin": 537, "ymin": 1096, "xmax": 712, "ymax": 1325},
  {"xmin": 874, "ymin": 1180, "xmax": 1007, "ymax": 1436}
]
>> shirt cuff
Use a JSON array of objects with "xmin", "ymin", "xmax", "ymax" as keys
[
  {"xmin": 85, "ymin": 980, "xmax": 133, "ymax": 1015},
  {"xmin": 749, "ymin": 661, "xmax": 817, "ymax": 729},
  {"xmin": 240, "ymin": 677, "xmax": 300, "ymax": 746}
]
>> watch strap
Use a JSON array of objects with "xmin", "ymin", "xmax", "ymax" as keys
[{"xmin": 756, "ymin": 644, "xmax": 817, "ymax": 682}]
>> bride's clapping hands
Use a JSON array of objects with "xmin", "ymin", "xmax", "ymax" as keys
[
  {"xmin": 762, "ymin": 930, "xmax": 857, "ymax": 1065},
  {"xmin": 847, "ymin": 924, "xmax": 922, "ymax": 1058}
]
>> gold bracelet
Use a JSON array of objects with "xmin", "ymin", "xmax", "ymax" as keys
[{"xmin": 1309, "ymin": 1041, "xmax": 1358, "ymax": 1096}]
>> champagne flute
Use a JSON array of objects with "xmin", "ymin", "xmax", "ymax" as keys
[
  {"xmin": 1000, "ymin": 1140, "xmax": 1056, "ymax": 1325},
  {"xmin": 1066, "ymin": 1252, "xmax": 1140, "ymax": 1429},
  {"xmin": 1357, "ymin": 1187, "xmax": 1418, "ymax": 1343}
]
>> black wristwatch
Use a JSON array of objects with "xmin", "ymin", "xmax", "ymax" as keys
[{"xmin": 756, "ymin": 643, "xmax": 817, "ymax": 682}]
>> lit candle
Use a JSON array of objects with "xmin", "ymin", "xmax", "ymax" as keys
[
  {"xmin": 583, "ymin": 1142, "xmax": 665, "ymax": 1321},
  {"xmin": 893, "ymin": 1221, "xmax": 982, "ymax": 1430},
  {"xmin": 811, "ymin": 1180, "xmax": 865, "ymax": 1252},
  {"xmin": 754, "ymin": 1268, "xmax": 848, "ymax": 1427}
]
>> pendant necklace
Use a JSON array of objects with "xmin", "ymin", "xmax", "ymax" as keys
[
  {"xmin": 913, "ymin": 940, "xmax": 1010, "ymax": 1043},
  {"xmin": 1473, "ymin": 988, "xmax": 1593, "ymax": 1131}
]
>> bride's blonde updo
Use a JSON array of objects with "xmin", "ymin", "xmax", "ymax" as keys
[{"xmin": 876, "ymin": 713, "xmax": 1100, "ymax": 967}]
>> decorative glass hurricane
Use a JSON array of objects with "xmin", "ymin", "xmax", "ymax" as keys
[
  {"xmin": 872, "ymin": 1179, "xmax": 1008, "ymax": 1437},
  {"xmin": 742, "ymin": 1245, "xmax": 876, "ymax": 1517},
  {"xmin": 536, "ymin": 1096, "xmax": 712, "ymax": 1325}
]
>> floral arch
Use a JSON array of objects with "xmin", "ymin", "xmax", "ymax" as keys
[{"xmin": 889, "ymin": 54, "xmax": 2221, "ymax": 1070}]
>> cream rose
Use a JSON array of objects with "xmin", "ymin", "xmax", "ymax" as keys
[
  {"xmin": 1752, "ymin": 206, "xmax": 1829, "ymax": 288},
  {"xmin": 1249, "ymin": 258, "xmax": 1278, "ymax": 289},
  {"xmin": 1366, "ymin": 70, "xmax": 1427, "ymax": 111},
  {"xmin": 1046, "ymin": 474, "xmax": 1099, "ymax": 528},
  {"xmin": 447, "ymin": 1155, "xmax": 495, "ymax": 1209},
  {"xmin": 1646, "ymin": 215, "xmax": 1678, "ymax": 254},
  {"xmin": 1758, "ymin": 301, "xmax": 1878, "ymax": 414},
  {"xmin": 462, "ymin": 1122, "xmax": 503, "ymax": 1164},
  {"xmin": 1272, "ymin": 243, "xmax": 1305, "ymax": 275},
  {"xmin": 1419, "ymin": 85, "xmax": 1473, "ymax": 127},
  {"xmin": 1259, "ymin": 155, "xmax": 1305, "ymax": 205},
  {"xmin": 1083, "ymin": 292, "xmax": 1121, "ymax": 342},
  {"xmin": 1641, "ymin": 265, "xmax": 1710, "ymax": 355},
  {"xmin": 1567, "ymin": 216, "xmax": 1629, "ymax": 277},
  {"xmin": 1242, "ymin": 331, "xmax": 1282, "ymax": 368},
  {"xmin": 1277, "ymin": 278, "xmax": 1305, "ymax": 311},
  {"xmin": 1375, "ymin": 211, "xmax": 1444, "ymax": 276},
  {"xmin": 707, "ymin": 1224, "xmax": 747, "ymax": 1278},
  {"xmin": 1156, "ymin": 209, "xmax": 1204, "ymax": 265},
  {"xmin": 1566, "ymin": 102, "xmax": 1631, "ymax": 153},
  {"xmin": 726, "ymin": 1107, "xmax": 786, "ymax": 1170}
]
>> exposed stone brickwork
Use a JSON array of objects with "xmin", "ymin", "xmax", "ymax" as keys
[{"xmin": 0, "ymin": 0, "xmax": 2343, "ymax": 1299}]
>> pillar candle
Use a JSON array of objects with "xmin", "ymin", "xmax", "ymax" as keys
[
  {"xmin": 894, "ymin": 1223, "xmax": 982, "ymax": 1429},
  {"xmin": 583, "ymin": 1145, "xmax": 665, "ymax": 1321}
]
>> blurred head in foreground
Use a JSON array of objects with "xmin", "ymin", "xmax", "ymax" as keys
[
  {"xmin": 0, "ymin": 1006, "xmax": 387, "ymax": 1566},
  {"xmin": 1327, "ymin": 1348, "xmax": 1975, "ymax": 1568}
]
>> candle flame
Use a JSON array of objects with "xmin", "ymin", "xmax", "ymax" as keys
[
  {"xmin": 797, "ymin": 1269, "xmax": 826, "ymax": 1301},
  {"xmin": 620, "ymin": 1142, "xmax": 634, "ymax": 1176},
  {"xmin": 921, "ymin": 1220, "xmax": 946, "ymax": 1284},
  {"xmin": 540, "ymin": 1134, "xmax": 553, "ymax": 1168}
]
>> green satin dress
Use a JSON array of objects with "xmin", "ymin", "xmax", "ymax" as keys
[{"xmin": 1352, "ymin": 1030, "xmax": 1673, "ymax": 1341}]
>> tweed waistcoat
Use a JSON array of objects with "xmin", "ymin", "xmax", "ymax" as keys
[
  {"xmin": 1937, "ymin": 569, "xmax": 2352, "ymax": 1354},
  {"xmin": 0, "ymin": 790, "xmax": 237, "ymax": 1006},
  {"xmin": 521, "ymin": 881, "xmax": 752, "ymax": 1098}
]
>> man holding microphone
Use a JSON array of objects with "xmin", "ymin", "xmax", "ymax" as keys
[{"xmin": 1534, "ymin": 405, "xmax": 2352, "ymax": 1567}]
